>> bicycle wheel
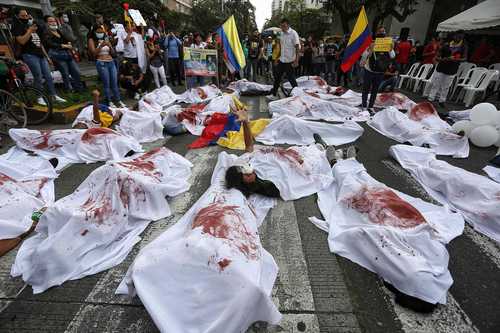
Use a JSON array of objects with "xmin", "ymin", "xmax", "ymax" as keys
[
  {"xmin": 0, "ymin": 89, "xmax": 27, "ymax": 135},
  {"xmin": 13, "ymin": 85, "xmax": 53, "ymax": 125}
]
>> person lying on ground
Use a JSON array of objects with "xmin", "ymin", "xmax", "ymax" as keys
[
  {"xmin": 73, "ymin": 90, "xmax": 123, "ymax": 129},
  {"xmin": 225, "ymin": 104, "xmax": 357, "ymax": 199}
]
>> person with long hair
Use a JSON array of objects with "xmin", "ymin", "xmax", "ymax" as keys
[{"xmin": 88, "ymin": 25, "xmax": 126, "ymax": 108}]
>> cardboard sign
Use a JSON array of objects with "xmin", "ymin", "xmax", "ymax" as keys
[
  {"xmin": 374, "ymin": 37, "xmax": 393, "ymax": 52},
  {"xmin": 128, "ymin": 9, "xmax": 147, "ymax": 26}
]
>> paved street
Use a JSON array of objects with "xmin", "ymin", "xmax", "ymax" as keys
[{"xmin": 0, "ymin": 91, "xmax": 499, "ymax": 333}]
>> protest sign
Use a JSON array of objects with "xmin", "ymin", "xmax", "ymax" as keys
[
  {"xmin": 128, "ymin": 9, "xmax": 147, "ymax": 26},
  {"xmin": 374, "ymin": 37, "xmax": 393, "ymax": 52},
  {"xmin": 183, "ymin": 48, "xmax": 218, "ymax": 77}
]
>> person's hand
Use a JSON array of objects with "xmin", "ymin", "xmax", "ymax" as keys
[
  {"xmin": 28, "ymin": 24, "xmax": 38, "ymax": 33},
  {"xmin": 233, "ymin": 105, "xmax": 249, "ymax": 122},
  {"xmin": 47, "ymin": 58, "xmax": 53, "ymax": 67}
]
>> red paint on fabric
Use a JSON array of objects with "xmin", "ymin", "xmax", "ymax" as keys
[
  {"xmin": 192, "ymin": 203, "xmax": 259, "ymax": 260},
  {"xmin": 33, "ymin": 130, "xmax": 63, "ymax": 151},
  {"xmin": 408, "ymin": 102, "xmax": 437, "ymax": 121},
  {"xmin": 259, "ymin": 147, "xmax": 304, "ymax": 166},
  {"xmin": 306, "ymin": 91, "xmax": 320, "ymax": 98},
  {"xmin": 313, "ymin": 76, "xmax": 327, "ymax": 87},
  {"xmin": 82, "ymin": 195, "xmax": 113, "ymax": 225},
  {"xmin": 0, "ymin": 173, "xmax": 13, "ymax": 186},
  {"xmin": 218, "ymin": 258, "xmax": 232, "ymax": 271},
  {"xmin": 376, "ymin": 92, "xmax": 406, "ymax": 107},
  {"xmin": 81, "ymin": 127, "xmax": 117, "ymax": 144},
  {"xmin": 117, "ymin": 150, "xmax": 163, "ymax": 180},
  {"xmin": 333, "ymin": 87, "xmax": 348, "ymax": 96},
  {"xmin": 344, "ymin": 186, "xmax": 426, "ymax": 228}
]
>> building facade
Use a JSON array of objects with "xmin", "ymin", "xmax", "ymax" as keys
[{"xmin": 161, "ymin": 0, "xmax": 193, "ymax": 14}]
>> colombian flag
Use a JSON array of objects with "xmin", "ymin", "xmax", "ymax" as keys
[
  {"xmin": 217, "ymin": 16, "xmax": 246, "ymax": 73},
  {"xmin": 341, "ymin": 6, "xmax": 372, "ymax": 73}
]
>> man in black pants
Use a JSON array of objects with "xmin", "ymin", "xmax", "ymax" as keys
[{"xmin": 267, "ymin": 18, "xmax": 300, "ymax": 101}]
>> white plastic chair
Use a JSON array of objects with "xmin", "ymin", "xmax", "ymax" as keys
[
  {"xmin": 413, "ymin": 64, "xmax": 434, "ymax": 93},
  {"xmin": 453, "ymin": 67, "xmax": 487, "ymax": 101},
  {"xmin": 422, "ymin": 71, "xmax": 437, "ymax": 97},
  {"xmin": 450, "ymin": 62, "xmax": 477, "ymax": 97},
  {"xmin": 397, "ymin": 62, "xmax": 420, "ymax": 89},
  {"xmin": 488, "ymin": 63, "xmax": 500, "ymax": 91},
  {"xmin": 463, "ymin": 70, "xmax": 499, "ymax": 107},
  {"xmin": 409, "ymin": 64, "xmax": 433, "ymax": 91}
]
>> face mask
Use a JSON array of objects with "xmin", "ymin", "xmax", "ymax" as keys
[
  {"xmin": 376, "ymin": 32, "xmax": 386, "ymax": 38},
  {"xmin": 19, "ymin": 18, "xmax": 29, "ymax": 24},
  {"xmin": 96, "ymin": 33, "xmax": 105, "ymax": 39},
  {"xmin": 49, "ymin": 24, "xmax": 58, "ymax": 31},
  {"xmin": 63, "ymin": 17, "xmax": 69, "ymax": 23}
]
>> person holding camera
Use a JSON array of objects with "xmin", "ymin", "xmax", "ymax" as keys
[
  {"xmin": 164, "ymin": 31, "xmax": 182, "ymax": 86},
  {"xmin": 11, "ymin": 8, "xmax": 66, "ymax": 104},
  {"xmin": 88, "ymin": 25, "xmax": 126, "ymax": 108},
  {"xmin": 146, "ymin": 39, "xmax": 167, "ymax": 88}
]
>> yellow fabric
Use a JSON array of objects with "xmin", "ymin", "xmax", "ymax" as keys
[
  {"xmin": 272, "ymin": 41, "xmax": 280, "ymax": 61},
  {"xmin": 223, "ymin": 16, "xmax": 246, "ymax": 69},
  {"xmin": 217, "ymin": 118, "xmax": 270, "ymax": 150},
  {"xmin": 99, "ymin": 111, "xmax": 113, "ymax": 128},
  {"xmin": 347, "ymin": 6, "xmax": 369, "ymax": 46}
]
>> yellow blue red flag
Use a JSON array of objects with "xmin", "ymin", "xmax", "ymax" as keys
[
  {"xmin": 217, "ymin": 16, "xmax": 246, "ymax": 73},
  {"xmin": 341, "ymin": 6, "xmax": 372, "ymax": 72}
]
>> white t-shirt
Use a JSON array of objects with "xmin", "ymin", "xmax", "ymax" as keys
[
  {"xmin": 279, "ymin": 28, "xmax": 300, "ymax": 63},
  {"xmin": 122, "ymin": 33, "xmax": 138, "ymax": 58},
  {"xmin": 190, "ymin": 42, "xmax": 207, "ymax": 49}
]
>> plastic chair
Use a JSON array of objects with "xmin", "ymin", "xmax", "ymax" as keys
[
  {"xmin": 413, "ymin": 64, "xmax": 434, "ymax": 93},
  {"xmin": 397, "ymin": 62, "xmax": 420, "ymax": 89},
  {"xmin": 422, "ymin": 71, "xmax": 437, "ymax": 97},
  {"xmin": 463, "ymin": 70, "xmax": 499, "ymax": 107},
  {"xmin": 488, "ymin": 63, "xmax": 500, "ymax": 91},
  {"xmin": 450, "ymin": 62, "xmax": 477, "ymax": 97},
  {"xmin": 408, "ymin": 64, "xmax": 433, "ymax": 91},
  {"xmin": 453, "ymin": 67, "xmax": 487, "ymax": 101}
]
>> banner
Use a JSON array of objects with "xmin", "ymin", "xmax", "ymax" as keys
[
  {"xmin": 374, "ymin": 37, "xmax": 393, "ymax": 52},
  {"xmin": 183, "ymin": 48, "xmax": 218, "ymax": 77}
]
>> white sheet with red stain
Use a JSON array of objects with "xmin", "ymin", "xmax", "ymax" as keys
[
  {"xmin": 256, "ymin": 115, "xmax": 364, "ymax": 146},
  {"xmin": 283, "ymin": 75, "xmax": 328, "ymax": 91},
  {"xmin": 310, "ymin": 158, "xmax": 464, "ymax": 304},
  {"xmin": 368, "ymin": 104, "xmax": 469, "ymax": 158},
  {"xmin": 227, "ymin": 79, "xmax": 272, "ymax": 95},
  {"xmin": 115, "ymin": 109, "xmax": 164, "ymax": 143},
  {"xmin": 177, "ymin": 84, "xmax": 222, "ymax": 104},
  {"xmin": 375, "ymin": 92, "xmax": 416, "ymax": 111},
  {"xmin": 0, "ymin": 151, "xmax": 57, "ymax": 240},
  {"xmin": 178, "ymin": 93, "xmax": 238, "ymax": 136},
  {"xmin": 269, "ymin": 94, "xmax": 370, "ymax": 122},
  {"xmin": 390, "ymin": 144, "xmax": 500, "ymax": 243},
  {"xmin": 291, "ymin": 86, "xmax": 359, "ymax": 104},
  {"xmin": 117, "ymin": 152, "xmax": 280, "ymax": 333},
  {"xmin": 139, "ymin": 85, "xmax": 179, "ymax": 112},
  {"xmin": 9, "ymin": 127, "xmax": 143, "ymax": 163},
  {"xmin": 12, "ymin": 147, "xmax": 193, "ymax": 294}
]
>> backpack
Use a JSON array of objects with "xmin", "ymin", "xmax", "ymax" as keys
[{"xmin": 369, "ymin": 51, "xmax": 391, "ymax": 73}]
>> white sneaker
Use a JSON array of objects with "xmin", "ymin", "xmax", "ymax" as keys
[
  {"xmin": 36, "ymin": 97, "xmax": 47, "ymax": 106},
  {"xmin": 53, "ymin": 95, "xmax": 67, "ymax": 103},
  {"xmin": 266, "ymin": 94, "xmax": 278, "ymax": 101},
  {"xmin": 346, "ymin": 146, "xmax": 358, "ymax": 159},
  {"xmin": 109, "ymin": 101, "xmax": 117, "ymax": 108},
  {"xmin": 118, "ymin": 101, "xmax": 127, "ymax": 108},
  {"xmin": 134, "ymin": 93, "xmax": 140, "ymax": 100}
]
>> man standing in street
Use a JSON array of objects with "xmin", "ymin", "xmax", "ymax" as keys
[
  {"xmin": 164, "ymin": 31, "xmax": 182, "ymax": 86},
  {"xmin": 267, "ymin": 18, "xmax": 299, "ymax": 101},
  {"xmin": 246, "ymin": 29, "xmax": 262, "ymax": 82}
]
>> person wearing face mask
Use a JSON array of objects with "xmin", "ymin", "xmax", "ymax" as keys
[
  {"xmin": 56, "ymin": 12, "xmax": 76, "ymax": 43},
  {"xmin": 88, "ymin": 25, "xmax": 126, "ymax": 108},
  {"xmin": 43, "ymin": 15, "xmax": 83, "ymax": 93},
  {"xmin": 121, "ymin": 23, "xmax": 146, "ymax": 74},
  {"xmin": 11, "ymin": 8, "xmax": 66, "ymax": 104},
  {"xmin": 359, "ymin": 26, "xmax": 395, "ymax": 111}
]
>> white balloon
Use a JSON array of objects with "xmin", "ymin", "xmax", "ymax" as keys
[
  {"xmin": 451, "ymin": 120, "xmax": 474, "ymax": 136},
  {"xmin": 470, "ymin": 103, "xmax": 498, "ymax": 125},
  {"xmin": 469, "ymin": 125, "xmax": 499, "ymax": 147}
]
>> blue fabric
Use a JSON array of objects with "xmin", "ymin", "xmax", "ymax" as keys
[
  {"xmin": 96, "ymin": 60, "xmax": 121, "ymax": 104},
  {"xmin": 165, "ymin": 37, "xmax": 181, "ymax": 59},
  {"xmin": 209, "ymin": 113, "xmax": 241, "ymax": 146},
  {"xmin": 217, "ymin": 26, "xmax": 240, "ymax": 72},
  {"xmin": 49, "ymin": 49, "xmax": 83, "ymax": 91},
  {"xmin": 22, "ymin": 53, "xmax": 56, "ymax": 96}
]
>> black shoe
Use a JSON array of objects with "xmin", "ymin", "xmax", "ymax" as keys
[
  {"xmin": 383, "ymin": 281, "xmax": 437, "ymax": 313},
  {"xmin": 124, "ymin": 150, "xmax": 136, "ymax": 158},
  {"xmin": 313, "ymin": 133, "xmax": 328, "ymax": 149},
  {"xmin": 48, "ymin": 158, "xmax": 59, "ymax": 169},
  {"xmin": 457, "ymin": 130, "xmax": 465, "ymax": 137}
]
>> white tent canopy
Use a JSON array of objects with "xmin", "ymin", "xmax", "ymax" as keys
[{"xmin": 437, "ymin": 0, "xmax": 500, "ymax": 32}]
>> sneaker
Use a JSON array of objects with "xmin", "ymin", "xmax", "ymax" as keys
[
  {"xmin": 134, "ymin": 93, "xmax": 140, "ymax": 100},
  {"xmin": 313, "ymin": 133, "xmax": 328, "ymax": 149},
  {"xmin": 109, "ymin": 101, "xmax": 117, "ymax": 108},
  {"xmin": 326, "ymin": 146, "xmax": 337, "ymax": 166},
  {"xmin": 36, "ymin": 97, "xmax": 47, "ymax": 106},
  {"xmin": 118, "ymin": 101, "xmax": 127, "ymax": 108},
  {"xmin": 346, "ymin": 146, "xmax": 358, "ymax": 159},
  {"xmin": 266, "ymin": 94, "xmax": 279, "ymax": 101},
  {"xmin": 53, "ymin": 95, "xmax": 67, "ymax": 103}
]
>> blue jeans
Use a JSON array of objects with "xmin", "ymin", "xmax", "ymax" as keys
[
  {"xmin": 22, "ymin": 53, "xmax": 56, "ymax": 96},
  {"xmin": 96, "ymin": 60, "xmax": 121, "ymax": 104},
  {"xmin": 379, "ymin": 76, "xmax": 398, "ymax": 92},
  {"xmin": 48, "ymin": 49, "xmax": 83, "ymax": 91},
  {"xmin": 188, "ymin": 76, "xmax": 204, "ymax": 89}
]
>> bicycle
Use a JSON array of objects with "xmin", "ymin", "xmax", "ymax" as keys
[
  {"xmin": 0, "ymin": 56, "xmax": 53, "ymax": 125},
  {"xmin": 0, "ymin": 88, "xmax": 27, "ymax": 134}
]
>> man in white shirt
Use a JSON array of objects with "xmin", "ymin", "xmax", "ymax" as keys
[
  {"xmin": 121, "ymin": 23, "xmax": 146, "ymax": 73},
  {"xmin": 267, "ymin": 18, "xmax": 300, "ymax": 100}
]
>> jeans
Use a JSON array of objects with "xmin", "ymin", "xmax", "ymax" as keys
[
  {"xmin": 49, "ymin": 49, "xmax": 83, "ymax": 91},
  {"xmin": 248, "ymin": 58, "xmax": 259, "ymax": 81},
  {"xmin": 168, "ymin": 58, "xmax": 182, "ymax": 85},
  {"xmin": 379, "ymin": 76, "xmax": 398, "ymax": 92},
  {"xmin": 271, "ymin": 61, "xmax": 297, "ymax": 96},
  {"xmin": 325, "ymin": 60, "xmax": 335, "ymax": 79},
  {"xmin": 96, "ymin": 60, "xmax": 121, "ymax": 104},
  {"xmin": 22, "ymin": 53, "xmax": 56, "ymax": 96},
  {"xmin": 188, "ymin": 76, "xmax": 204, "ymax": 89},
  {"xmin": 362, "ymin": 70, "xmax": 384, "ymax": 108}
]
